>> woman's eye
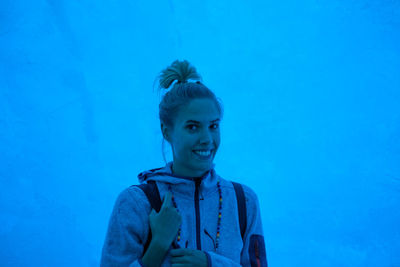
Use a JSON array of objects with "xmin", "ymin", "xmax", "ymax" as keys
[
  {"xmin": 212, "ymin": 124, "xmax": 219, "ymax": 129},
  {"xmin": 187, "ymin": 124, "xmax": 219, "ymax": 131}
]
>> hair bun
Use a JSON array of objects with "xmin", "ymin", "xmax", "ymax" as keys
[{"xmin": 158, "ymin": 60, "xmax": 202, "ymax": 89}]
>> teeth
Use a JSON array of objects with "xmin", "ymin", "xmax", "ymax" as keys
[{"xmin": 194, "ymin": 150, "xmax": 211, "ymax": 156}]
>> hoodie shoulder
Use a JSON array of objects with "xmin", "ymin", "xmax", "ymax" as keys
[
  {"xmin": 238, "ymin": 182, "xmax": 260, "ymax": 205},
  {"xmin": 113, "ymin": 185, "xmax": 152, "ymax": 217}
]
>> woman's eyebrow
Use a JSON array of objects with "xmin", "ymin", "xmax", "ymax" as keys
[{"xmin": 185, "ymin": 119, "xmax": 220, "ymax": 124}]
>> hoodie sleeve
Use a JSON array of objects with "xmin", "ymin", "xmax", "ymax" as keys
[
  {"xmin": 205, "ymin": 185, "xmax": 268, "ymax": 267},
  {"xmin": 100, "ymin": 186, "xmax": 151, "ymax": 267}
]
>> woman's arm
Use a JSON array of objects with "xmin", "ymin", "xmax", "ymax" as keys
[
  {"xmin": 141, "ymin": 236, "xmax": 171, "ymax": 267},
  {"xmin": 100, "ymin": 188, "xmax": 181, "ymax": 267},
  {"xmin": 100, "ymin": 187, "xmax": 152, "ymax": 267}
]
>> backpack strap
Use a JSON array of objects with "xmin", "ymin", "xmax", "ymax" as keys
[
  {"xmin": 137, "ymin": 180, "xmax": 162, "ymax": 212},
  {"xmin": 135, "ymin": 180, "xmax": 162, "ymax": 253},
  {"xmin": 232, "ymin": 181, "xmax": 247, "ymax": 240}
]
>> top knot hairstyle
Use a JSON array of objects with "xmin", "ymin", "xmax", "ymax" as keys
[
  {"xmin": 158, "ymin": 60, "xmax": 202, "ymax": 88},
  {"xmin": 155, "ymin": 59, "xmax": 224, "ymax": 163}
]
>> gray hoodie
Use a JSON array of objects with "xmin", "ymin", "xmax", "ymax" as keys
[{"xmin": 100, "ymin": 161, "xmax": 268, "ymax": 267}]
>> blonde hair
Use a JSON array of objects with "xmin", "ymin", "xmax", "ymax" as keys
[{"xmin": 154, "ymin": 59, "xmax": 224, "ymax": 163}]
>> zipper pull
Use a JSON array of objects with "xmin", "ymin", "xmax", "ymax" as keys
[
  {"xmin": 172, "ymin": 239, "xmax": 181, "ymax": 249},
  {"xmin": 195, "ymin": 179, "xmax": 202, "ymax": 187}
]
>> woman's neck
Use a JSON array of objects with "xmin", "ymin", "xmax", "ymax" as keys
[{"xmin": 171, "ymin": 163, "xmax": 208, "ymax": 179}]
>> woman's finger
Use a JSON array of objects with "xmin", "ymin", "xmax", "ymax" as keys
[
  {"xmin": 161, "ymin": 191, "xmax": 173, "ymax": 209},
  {"xmin": 149, "ymin": 209, "xmax": 156, "ymax": 216},
  {"xmin": 170, "ymin": 248, "xmax": 188, "ymax": 257}
]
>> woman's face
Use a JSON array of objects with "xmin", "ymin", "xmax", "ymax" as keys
[{"xmin": 163, "ymin": 98, "xmax": 221, "ymax": 178}]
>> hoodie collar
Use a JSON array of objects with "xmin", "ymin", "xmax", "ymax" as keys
[{"xmin": 137, "ymin": 161, "xmax": 216, "ymax": 185}]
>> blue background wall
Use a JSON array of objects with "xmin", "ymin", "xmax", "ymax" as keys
[{"xmin": 1, "ymin": 0, "xmax": 399, "ymax": 266}]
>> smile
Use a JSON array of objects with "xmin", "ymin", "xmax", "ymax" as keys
[{"xmin": 193, "ymin": 150, "xmax": 213, "ymax": 159}]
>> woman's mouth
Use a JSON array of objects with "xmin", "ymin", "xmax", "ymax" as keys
[{"xmin": 193, "ymin": 149, "xmax": 213, "ymax": 160}]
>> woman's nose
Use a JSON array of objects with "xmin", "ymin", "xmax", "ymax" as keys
[{"xmin": 199, "ymin": 129, "xmax": 212, "ymax": 144}]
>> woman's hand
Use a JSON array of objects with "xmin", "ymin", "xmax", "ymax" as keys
[
  {"xmin": 170, "ymin": 249, "xmax": 208, "ymax": 267},
  {"xmin": 148, "ymin": 191, "xmax": 182, "ymax": 247}
]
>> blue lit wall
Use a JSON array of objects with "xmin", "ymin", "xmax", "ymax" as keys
[{"xmin": 1, "ymin": 0, "xmax": 399, "ymax": 266}]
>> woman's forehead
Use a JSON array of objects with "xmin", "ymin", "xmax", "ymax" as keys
[
  {"xmin": 177, "ymin": 99, "xmax": 220, "ymax": 124},
  {"xmin": 178, "ymin": 112, "xmax": 220, "ymax": 124}
]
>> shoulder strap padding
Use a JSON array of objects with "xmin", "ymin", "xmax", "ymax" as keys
[
  {"xmin": 134, "ymin": 180, "xmax": 162, "ymax": 253},
  {"xmin": 232, "ymin": 181, "xmax": 247, "ymax": 240},
  {"xmin": 136, "ymin": 180, "xmax": 162, "ymax": 212}
]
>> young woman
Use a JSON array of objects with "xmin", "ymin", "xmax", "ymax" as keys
[{"xmin": 100, "ymin": 60, "xmax": 268, "ymax": 267}]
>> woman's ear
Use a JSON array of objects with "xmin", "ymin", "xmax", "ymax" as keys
[{"xmin": 161, "ymin": 124, "xmax": 170, "ymax": 142}]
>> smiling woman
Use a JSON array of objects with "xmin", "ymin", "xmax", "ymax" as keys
[
  {"xmin": 100, "ymin": 60, "xmax": 268, "ymax": 267},
  {"xmin": 161, "ymin": 97, "xmax": 221, "ymax": 178}
]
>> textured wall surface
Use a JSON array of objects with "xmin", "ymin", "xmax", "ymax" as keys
[{"xmin": 1, "ymin": 0, "xmax": 399, "ymax": 266}]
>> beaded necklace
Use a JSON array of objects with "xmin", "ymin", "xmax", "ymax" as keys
[{"xmin": 167, "ymin": 178, "xmax": 223, "ymax": 250}]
